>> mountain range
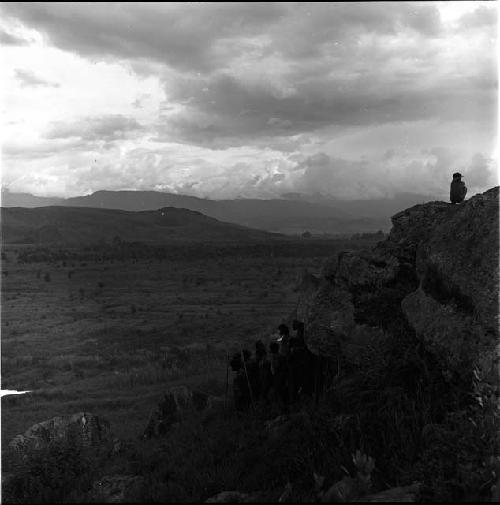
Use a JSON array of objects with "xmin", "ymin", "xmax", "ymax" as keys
[{"xmin": 1, "ymin": 189, "xmax": 437, "ymax": 236}]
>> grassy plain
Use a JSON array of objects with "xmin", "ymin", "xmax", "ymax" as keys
[
  {"xmin": 1, "ymin": 239, "xmax": 358, "ymax": 446},
  {"xmin": 2, "ymin": 233, "xmax": 495, "ymax": 503}
]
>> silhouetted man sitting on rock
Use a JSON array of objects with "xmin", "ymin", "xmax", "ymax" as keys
[{"xmin": 450, "ymin": 172, "xmax": 467, "ymax": 204}]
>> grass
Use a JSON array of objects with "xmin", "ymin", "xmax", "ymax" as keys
[
  {"xmin": 1, "ymin": 240, "xmax": 351, "ymax": 445},
  {"xmin": 3, "ymin": 234, "xmax": 495, "ymax": 503}
]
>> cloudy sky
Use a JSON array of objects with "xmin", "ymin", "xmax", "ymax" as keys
[{"xmin": 1, "ymin": 2, "xmax": 497, "ymax": 200}]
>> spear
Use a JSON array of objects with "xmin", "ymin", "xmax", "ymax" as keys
[
  {"xmin": 240, "ymin": 346, "xmax": 255, "ymax": 411},
  {"xmin": 224, "ymin": 348, "xmax": 229, "ymax": 410}
]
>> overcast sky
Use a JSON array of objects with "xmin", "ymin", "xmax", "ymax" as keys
[{"xmin": 1, "ymin": 2, "xmax": 497, "ymax": 200}]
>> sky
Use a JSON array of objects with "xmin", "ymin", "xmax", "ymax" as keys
[{"xmin": 0, "ymin": 2, "xmax": 497, "ymax": 200}]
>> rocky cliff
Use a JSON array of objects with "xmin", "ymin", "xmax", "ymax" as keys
[
  {"xmin": 300, "ymin": 187, "xmax": 498, "ymax": 391},
  {"xmin": 295, "ymin": 187, "xmax": 499, "ymax": 500}
]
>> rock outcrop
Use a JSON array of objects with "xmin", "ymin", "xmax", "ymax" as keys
[
  {"xmin": 8, "ymin": 412, "xmax": 110, "ymax": 459},
  {"xmin": 301, "ymin": 187, "xmax": 499, "ymax": 388}
]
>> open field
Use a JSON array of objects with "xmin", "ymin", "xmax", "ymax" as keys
[{"xmin": 1, "ymin": 239, "xmax": 371, "ymax": 446}]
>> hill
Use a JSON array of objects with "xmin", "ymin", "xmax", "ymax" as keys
[
  {"xmin": 0, "ymin": 191, "xmax": 64, "ymax": 207},
  {"xmin": 0, "ymin": 206, "xmax": 282, "ymax": 246},
  {"xmin": 65, "ymin": 191, "xmax": 385, "ymax": 235},
  {"xmin": 1, "ymin": 190, "xmax": 415, "ymax": 235}
]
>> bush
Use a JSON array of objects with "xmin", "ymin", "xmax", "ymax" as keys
[
  {"xmin": 416, "ymin": 405, "xmax": 498, "ymax": 501},
  {"xmin": 3, "ymin": 439, "xmax": 102, "ymax": 503}
]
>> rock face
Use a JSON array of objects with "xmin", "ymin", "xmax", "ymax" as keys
[
  {"xmin": 8, "ymin": 412, "xmax": 110, "ymax": 458},
  {"xmin": 301, "ymin": 187, "xmax": 499, "ymax": 387}
]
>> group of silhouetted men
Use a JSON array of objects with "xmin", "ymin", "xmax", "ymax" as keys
[{"xmin": 229, "ymin": 320, "xmax": 324, "ymax": 411}]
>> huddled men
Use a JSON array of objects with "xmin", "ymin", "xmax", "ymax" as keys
[{"xmin": 230, "ymin": 320, "xmax": 320, "ymax": 411}]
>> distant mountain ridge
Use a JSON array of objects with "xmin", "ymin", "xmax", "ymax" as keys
[
  {"xmin": 1, "ymin": 189, "xmax": 438, "ymax": 235},
  {"xmin": 1, "ymin": 206, "xmax": 281, "ymax": 246}
]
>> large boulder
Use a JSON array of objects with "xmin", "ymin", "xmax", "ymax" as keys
[
  {"xmin": 8, "ymin": 412, "xmax": 110, "ymax": 458},
  {"xmin": 302, "ymin": 187, "xmax": 498, "ymax": 388}
]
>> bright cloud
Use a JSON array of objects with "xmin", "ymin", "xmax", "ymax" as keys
[{"xmin": 0, "ymin": 2, "xmax": 497, "ymax": 199}]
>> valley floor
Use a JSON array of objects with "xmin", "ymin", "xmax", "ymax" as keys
[{"xmin": 1, "ymin": 242, "xmax": 346, "ymax": 445}]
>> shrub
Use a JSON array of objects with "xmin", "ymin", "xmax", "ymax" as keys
[
  {"xmin": 3, "ymin": 439, "xmax": 102, "ymax": 503},
  {"xmin": 416, "ymin": 405, "xmax": 498, "ymax": 501}
]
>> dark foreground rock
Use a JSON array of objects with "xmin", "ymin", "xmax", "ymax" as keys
[
  {"xmin": 8, "ymin": 412, "xmax": 110, "ymax": 459},
  {"xmin": 297, "ymin": 188, "xmax": 498, "ymax": 501},
  {"xmin": 302, "ymin": 187, "xmax": 499, "ymax": 390}
]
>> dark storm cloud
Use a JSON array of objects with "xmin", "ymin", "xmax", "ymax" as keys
[
  {"xmin": 159, "ymin": 67, "xmax": 496, "ymax": 146},
  {"xmin": 267, "ymin": 2, "xmax": 442, "ymax": 59},
  {"xmin": 4, "ymin": 2, "xmax": 495, "ymax": 147},
  {"xmin": 0, "ymin": 2, "xmax": 286, "ymax": 72},
  {"xmin": 14, "ymin": 69, "xmax": 59, "ymax": 88},
  {"xmin": 1, "ymin": 3, "xmax": 447, "ymax": 74},
  {"xmin": 45, "ymin": 115, "xmax": 143, "ymax": 142}
]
